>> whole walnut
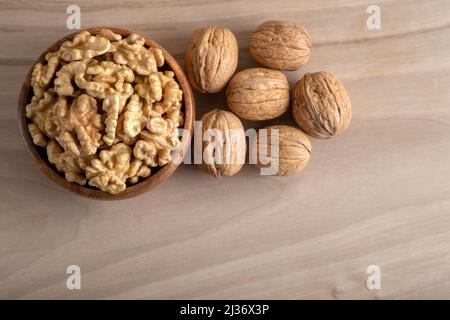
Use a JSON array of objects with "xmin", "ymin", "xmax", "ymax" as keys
[
  {"xmin": 184, "ymin": 26, "xmax": 238, "ymax": 93},
  {"xmin": 252, "ymin": 125, "xmax": 311, "ymax": 176},
  {"xmin": 226, "ymin": 68, "xmax": 290, "ymax": 121},
  {"xmin": 249, "ymin": 20, "xmax": 311, "ymax": 71},
  {"xmin": 291, "ymin": 71, "xmax": 351, "ymax": 139},
  {"xmin": 200, "ymin": 109, "xmax": 246, "ymax": 178}
]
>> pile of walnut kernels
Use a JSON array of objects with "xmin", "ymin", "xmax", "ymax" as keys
[{"xmin": 26, "ymin": 29, "xmax": 184, "ymax": 194}]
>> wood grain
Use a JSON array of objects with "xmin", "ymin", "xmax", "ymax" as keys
[{"xmin": 1, "ymin": 0, "xmax": 450, "ymax": 299}]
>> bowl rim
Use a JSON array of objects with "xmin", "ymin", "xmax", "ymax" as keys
[{"xmin": 17, "ymin": 27, "xmax": 195, "ymax": 200}]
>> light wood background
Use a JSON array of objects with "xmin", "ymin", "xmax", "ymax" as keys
[{"xmin": 1, "ymin": 0, "xmax": 449, "ymax": 299}]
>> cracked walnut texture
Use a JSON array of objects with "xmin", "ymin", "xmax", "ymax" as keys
[{"xmin": 25, "ymin": 29, "xmax": 184, "ymax": 194}]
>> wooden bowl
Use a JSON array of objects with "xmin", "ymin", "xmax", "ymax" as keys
[{"xmin": 18, "ymin": 27, "xmax": 195, "ymax": 200}]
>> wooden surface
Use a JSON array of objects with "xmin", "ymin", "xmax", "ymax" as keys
[{"xmin": 1, "ymin": 0, "xmax": 450, "ymax": 299}]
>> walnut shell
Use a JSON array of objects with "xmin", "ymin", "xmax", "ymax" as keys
[
  {"xmin": 200, "ymin": 109, "xmax": 246, "ymax": 178},
  {"xmin": 249, "ymin": 20, "xmax": 311, "ymax": 71},
  {"xmin": 253, "ymin": 125, "xmax": 311, "ymax": 176},
  {"xmin": 184, "ymin": 26, "xmax": 238, "ymax": 93},
  {"xmin": 226, "ymin": 67, "xmax": 290, "ymax": 121},
  {"xmin": 291, "ymin": 71, "xmax": 351, "ymax": 139}
]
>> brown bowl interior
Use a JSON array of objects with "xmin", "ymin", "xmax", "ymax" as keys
[{"xmin": 18, "ymin": 27, "xmax": 195, "ymax": 200}]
